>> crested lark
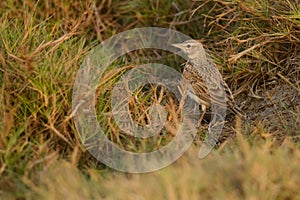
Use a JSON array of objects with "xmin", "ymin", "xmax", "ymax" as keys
[{"xmin": 172, "ymin": 40, "xmax": 245, "ymax": 122}]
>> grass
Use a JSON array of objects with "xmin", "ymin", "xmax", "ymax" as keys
[
  {"xmin": 18, "ymin": 138, "xmax": 300, "ymax": 199},
  {"xmin": 1, "ymin": 0, "xmax": 300, "ymax": 199}
]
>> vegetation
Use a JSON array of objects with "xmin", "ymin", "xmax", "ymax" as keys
[{"xmin": 1, "ymin": 0, "xmax": 299, "ymax": 199}]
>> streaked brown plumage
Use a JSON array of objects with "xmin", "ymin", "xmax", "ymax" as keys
[{"xmin": 172, "ymin": 40, "xmax": 245, "ymax": 119}]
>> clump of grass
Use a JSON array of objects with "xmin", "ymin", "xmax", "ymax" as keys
[
  {"xmin": 23, "ymin": 138, "xmax": 300, "ymax": 200},
  {"xmin": 0, "ymin": 11, "xmax": 95, "ymax": 194},
  {"xmin": 94, "ymin": 63, "xmax": 183, "ymax": 153}
]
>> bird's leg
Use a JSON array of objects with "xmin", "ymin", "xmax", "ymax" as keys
[{"xmin": 197, "ymin": 104, "xmax": 206, "ymax": 127}]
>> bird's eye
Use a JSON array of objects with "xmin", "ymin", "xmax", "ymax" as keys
[{"xmin": 186, "ymin": 44, "xmax": 191, "ymax": 48}]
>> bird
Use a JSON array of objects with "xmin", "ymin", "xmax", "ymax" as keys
[{"xmin": 172, "ymin": 40, "xmax": 246, "ymax": 123}]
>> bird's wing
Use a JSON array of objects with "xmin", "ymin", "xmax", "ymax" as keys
[
  {"xmin": 183, "ymin": 62, "xmax": 245, "ymax": 117},
  {"xmin": 183, "ymin": 63, "xmax": 224, "ymax": 106}
]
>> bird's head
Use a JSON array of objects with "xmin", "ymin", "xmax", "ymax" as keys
[{"xmin": 172, "ymin": 40, "xmax": 205, "ymax": 60}]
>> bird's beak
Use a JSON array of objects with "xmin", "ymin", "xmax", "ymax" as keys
[{"xmin": 171, "ymin": 43, "xmax": 183, "ymax": 49}]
